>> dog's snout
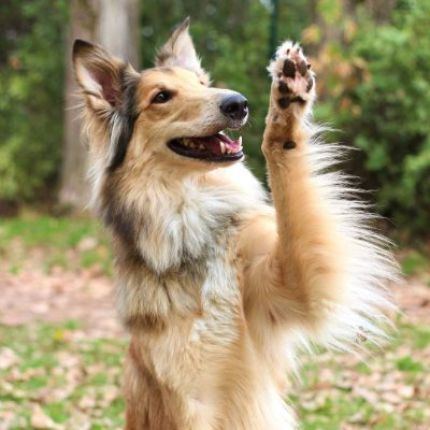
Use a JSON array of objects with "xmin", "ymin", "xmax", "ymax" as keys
[{"xmin": 220, "ymin": 93, "xmax": 248, "ymax": 121}]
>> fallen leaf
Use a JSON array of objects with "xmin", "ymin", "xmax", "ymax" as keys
[{"xmin": 0, "ymin": 347, "xmax": 18, "ymax": 370}]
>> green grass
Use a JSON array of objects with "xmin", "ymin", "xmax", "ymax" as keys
[
  {"xmin": 0, "ymin": 215, "xmax": 96, "ymax": 248},
  {"xmin": 0, "ymin": 322, "xmax": 126, "ymax": 429},
  {"xmin": 4, "ymin": 214, "xmax": 428, "ymax": 280},
  {"xmin": 1, "ymin": 321, "xmax": 428, "ymax": 429},
  {"xmin": 0, "ymin": 214, "xmax": 112, "ymax": 275},
  {"xmin": 288, "ymin": 322, "xmax": 429, "ymax": 430},
  {"xmin": 400, "ymin": 323, "xmax": 430, "ymax": 349},
  {"xmin": 400, "ymin": 250, "xmax": 430, "ymax": 277},
  {"xmin": 396, "ymin": 356, "xmax": 425, "ymax": 372},
  {"xmin": 1, "ymin": 214, "xmax": 428, "ymax": 428}
]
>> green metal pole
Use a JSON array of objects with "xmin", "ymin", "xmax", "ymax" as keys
[{"xmin": 269, "ymin": 0, "xmax": 279, "ymax": 58}]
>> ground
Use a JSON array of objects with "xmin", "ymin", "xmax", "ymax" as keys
[{"xmin": 0, "ymin": 215, "xmax": 429, "ymax": 430}]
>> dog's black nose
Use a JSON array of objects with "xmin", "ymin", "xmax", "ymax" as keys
[{"xmin": 220, "ymin": 93, "xmax": 248, "ymax": 121}]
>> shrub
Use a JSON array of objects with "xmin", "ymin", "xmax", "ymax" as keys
[
  {"xmin": 1, "ymin": 0, "xmax": 429, "ymax": 236},
  {"xmin": 0, "ymin": 0, "xmax": 67, "ymax": 201},
  {"xmin": 315, "ymin": 1, "xmax": 430, "ymax": 233}
]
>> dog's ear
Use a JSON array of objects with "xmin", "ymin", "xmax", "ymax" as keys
[
  {"xmin": 73, "ymin": 39, "xmax": 139, "ymax": 115},
  {"xmin": 155, "ymin": 17, "xmax": 210, "ymax": 85}
]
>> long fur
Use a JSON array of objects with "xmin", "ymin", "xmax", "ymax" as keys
[
  {"xmin": 73, "ymin": 28, "xmax": 398, "ymax": 430},
  {"xmin": 293, "ymin": 130, "xmax": 397, "ymax": 349}
]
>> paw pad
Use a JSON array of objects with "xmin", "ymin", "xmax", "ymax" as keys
[
  {"xmin": 269, "ymin": 41, "xmax": 316, "ymax": 110},
  {"xmin": 278, "ymin": 81, "xmax": 290, "ymax": 94},
  {"xmin": 282, "ymin": 59, "xmax": 296, "ymax": 79},
  {"xmin": 277, "ymin": 96, "xmax": 305, "ymax": 110},
  {"xmin": 296, "ymin": 58, "xmax": 308, "ymax": 77},
  {"xmin": 283, "ymin": 140, "xmax": 297, "ymax": 150}
]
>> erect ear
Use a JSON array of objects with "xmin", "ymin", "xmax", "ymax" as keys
[
  {"xmin": 73, "ymin": 39, "xmax": 139, "ymax": 114},
  {"xmin": 155, "ymin": 17, "xmax": 210, "ymax": 85}
]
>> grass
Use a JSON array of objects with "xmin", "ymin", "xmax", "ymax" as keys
[
  {"xmin": 1, "ymin": 214, "xmax": 429, "ymax": 428},
  {"xmin": 0, "ymin": 214, "xmax": 98, "ymax": 248},
  {"xmin": 400, "ymin": 249, "xmax": 430, "ymax": 278},
  {"xmin": 0, "ymin": 321, "xmax": 429, "ymax": 429},
  {"xmin": 290, "ymin": 323, "xmax": 430, "ymax": 430},
  {"xmin": 0, "ymin": 322, "xmax": 126, "ymax": 429},
  {"xmin": 0, "ymin": 214, "xmax": 112, "ymax": 275},
  {"xmin": 2, "ymin": 213, "xmax": 428, "ymax": 280}
]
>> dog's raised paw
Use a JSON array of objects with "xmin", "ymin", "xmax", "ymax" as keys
[{"xmin": 268, "ymin": 41, "xmax": 315, "ymax": 110}]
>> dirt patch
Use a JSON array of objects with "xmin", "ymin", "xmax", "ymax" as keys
[
  {"xmin": 391, "ymin": 278, "xmax": 430, "ymax": 325},
  {"xmin": 0, "ymin": 268, "xmax": 123, "ymax": 338},
  {"xmin": 0, "ymin": 266, "xmax": 429, "ymax": 338}
]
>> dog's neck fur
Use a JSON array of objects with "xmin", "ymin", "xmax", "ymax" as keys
[
  {"xmin": 93, "ymin": 161, "xmax": 268, "ymax": 328},
  {"xmin": 98, "ymin": 162, "xmax": 266, "ymax": 269}
]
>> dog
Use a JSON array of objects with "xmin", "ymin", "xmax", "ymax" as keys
[{"xmin": 73, "ymin": 18, "xmax": 397, "ymax": 430}]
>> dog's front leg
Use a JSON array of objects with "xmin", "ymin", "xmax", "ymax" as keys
[{"xmin": 258, "ymin": 42, "xmax": 346, "ymax": 329}]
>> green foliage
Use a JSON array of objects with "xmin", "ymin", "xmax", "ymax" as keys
[
  {"xmin": 0, "ymin": 0, "xmax": 429, "ymax": 235},
  {"xmin": 317, "ymin": 1, "xmax": 430, "ymax": 233},
  {"xmin": 0, "ymin": 0, "xmax": 67, "ymax": 200}
]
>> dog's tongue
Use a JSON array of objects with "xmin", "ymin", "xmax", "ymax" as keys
[{"xmin": 191, "ymin": 132, "xmax": 242, "ymax": 155}]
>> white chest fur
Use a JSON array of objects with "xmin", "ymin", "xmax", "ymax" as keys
[{"xmin": 114, "ymin": 163, "xmax": 266, "ymax": 325}]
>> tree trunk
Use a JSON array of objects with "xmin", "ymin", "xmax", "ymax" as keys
[{"xmin": 60, "ymin": 0, "xmax": 139, "ymax": 210}]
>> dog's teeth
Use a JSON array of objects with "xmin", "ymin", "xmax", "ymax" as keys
[
  {"xmin": 220, "ymin": 142, "xmax": 226, "ymax": 154},
  {"xmin": 238, "ymin": 136, "xmax": 242, "ymax": 148}
]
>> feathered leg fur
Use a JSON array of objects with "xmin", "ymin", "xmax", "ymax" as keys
[{"xmin": 241, "ymin": 42, "xmax": 397, "ymax": 359}]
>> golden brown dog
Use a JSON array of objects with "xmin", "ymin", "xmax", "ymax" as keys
[{"xmin": 73, "ymin": 18, "xmax": 397, "ymax": 430}]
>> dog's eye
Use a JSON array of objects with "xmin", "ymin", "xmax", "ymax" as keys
[{"xmin": 152, "ymin": 90, "xmax": 173, "ymax": 104}]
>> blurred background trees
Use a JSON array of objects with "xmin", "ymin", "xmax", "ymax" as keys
[
  {"xmin": 0, "ymin": 0, "xmax": 429, "ymax": 236},
  {"xmin": 61, "ymin": 0, "xmax": 140, "ymax": 209}
]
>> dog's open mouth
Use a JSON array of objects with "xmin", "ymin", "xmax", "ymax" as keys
[{"xmin": 167, "ymin": 132, "xmax": 243, "ymax": 162}]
